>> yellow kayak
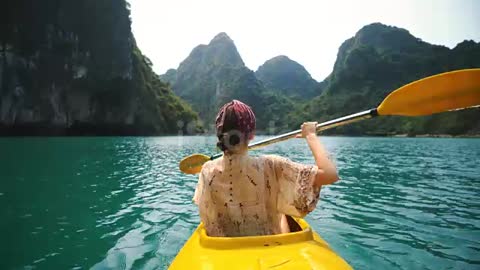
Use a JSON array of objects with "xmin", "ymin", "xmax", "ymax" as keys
[{"xmin": 169, "ymin": 218, "xmax": 352, "ymax": 269}]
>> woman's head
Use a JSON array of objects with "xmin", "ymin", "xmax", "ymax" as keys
[{"xmin": 215, "ymin": 100, "xmax": 256, "ymax": 153}]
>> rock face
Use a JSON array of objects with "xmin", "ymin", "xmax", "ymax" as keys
[
  {"xmin": 286, "ymin": 23, "xmax": 480, "ymax": 136},
  {"xmin": 165, "ymin": 33, "xmax": 295, "ymax": 131},
  {"xmin": 255, "ymin": 55, "xmax": 319, "ymax": 98},
  {"xmin": 0, "ymin": 0, "xmax": 198, "ymax": 135}
]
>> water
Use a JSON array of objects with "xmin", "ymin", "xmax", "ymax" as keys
[{"xmin": 0, "ymin": 136, "xmax": 479, "ymax": 270}]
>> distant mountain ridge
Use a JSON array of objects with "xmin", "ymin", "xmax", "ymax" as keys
[
  {"xmin": 163, "ymin": 23, "xmax": 479, "ymax": 136},
  {"xmin": 163, "ymin": 32, "xmax": 295, "ymax": 131},
  {"xmin": 255, "ymin": 55, "xmax": 319, "ymax": 98}
]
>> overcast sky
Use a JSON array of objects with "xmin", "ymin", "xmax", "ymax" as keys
[{"xmin": 129, "ymin": 0, "xmax": 479, "ymax": 81}]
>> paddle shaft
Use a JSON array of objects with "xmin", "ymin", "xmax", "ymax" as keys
[{"xmin": 210, "ymin": 108, "xmax": 378, "ymax": 160}]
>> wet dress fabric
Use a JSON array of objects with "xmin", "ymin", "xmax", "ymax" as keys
[{"xmin": 193, "ymin": 152, "xmax": 321, "ymax": 237}]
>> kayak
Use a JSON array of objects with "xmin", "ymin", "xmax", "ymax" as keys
[{"xmin": 168, "ymin": 218, "xmax": 352, "ymax": 269}]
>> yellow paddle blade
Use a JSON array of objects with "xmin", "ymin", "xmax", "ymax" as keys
[
  {"xmin": 378, "ymin": 69, "xmax": 480, "ymax": 116},
  {"xmin": 179, "ymin": 154, "xmax": 211, "ymax": 174}
]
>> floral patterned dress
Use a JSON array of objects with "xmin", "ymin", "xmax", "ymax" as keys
[{"xmin": 193, "ymin": 152, "xmax": 321, "ymax": 237}]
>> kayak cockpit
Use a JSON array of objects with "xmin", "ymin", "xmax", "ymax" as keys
[
  {"xmin": 198, "ymin": 218, "xmax": 326, "ymax": 249},
  {"xmin": 169, "ymin": 218, "xmax": 352, "ymax": 269}
]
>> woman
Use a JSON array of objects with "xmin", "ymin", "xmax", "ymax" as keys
[{"xmin": 193, "ymin": 100, "xmax": 338, "ymax": 237}]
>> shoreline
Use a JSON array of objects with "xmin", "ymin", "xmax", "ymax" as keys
[
  {"xmin": 1, "ymin": 133, "xmax": 480, "ymax": 138},
  {"xmin": 1, "ymin": 124, "xmax": 479, "ymax": 138}
]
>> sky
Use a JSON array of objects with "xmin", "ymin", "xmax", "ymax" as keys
[{"xmin": 129, "ymin": 0, "xmax": 480, "ymax": 81}]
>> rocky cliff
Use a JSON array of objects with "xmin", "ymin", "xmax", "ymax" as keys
[
  {"xmin": 0, "ymin": 0, "xmax": 198, "ymax": 135},
  {"xmin": 286, "ymin": 23, "xmax": 480, "ymax": 135}
]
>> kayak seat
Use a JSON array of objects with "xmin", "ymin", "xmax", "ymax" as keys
[{"xmin": 286, "ymin": 215, "xmax": 302, "ymax": 232}]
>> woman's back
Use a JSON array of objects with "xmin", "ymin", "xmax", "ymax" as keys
[{"xmin": 194, "ymin": 152, "xmax": 321, "ymax": 237}]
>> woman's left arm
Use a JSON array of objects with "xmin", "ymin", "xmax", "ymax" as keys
[
  {"xmin": 306, "ymin": 133, "xmax": 339, "ymax": 186},
  {"xmin": 298, "ymin": 122, "xmax": 339, "ymax": 187}
]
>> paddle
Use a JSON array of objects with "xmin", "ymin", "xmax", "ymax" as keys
[{"xmin": 180, "ymin": 68, "xmax": 480, "ymax": 174}]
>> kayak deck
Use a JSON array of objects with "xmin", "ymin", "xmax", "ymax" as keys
[{"xmin": 169, "ymin": 218, "xmax": 352, "ymax": 269}]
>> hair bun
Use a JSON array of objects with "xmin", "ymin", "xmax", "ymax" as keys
[
  {"xmin": 229, "ymin": 134, "xmax": 240, "ymax": 146},
  {"xmin": 217, "ymin": 133, "xmax": 241, "ymax": 152}
]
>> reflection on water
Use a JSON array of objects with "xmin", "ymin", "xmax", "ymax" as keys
[{"xmin": 0, "ymin": 136, "xmax": 479, "ymax": 269}]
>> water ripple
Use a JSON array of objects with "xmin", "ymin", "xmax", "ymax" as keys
[{"xmin": 1, "ymin": 137, "xmax": 479, "ymax": 269}]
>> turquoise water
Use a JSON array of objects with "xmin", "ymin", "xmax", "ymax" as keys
[{"xmin": 1, "ymin": 136, "xmax": 479, "ymax": 269}]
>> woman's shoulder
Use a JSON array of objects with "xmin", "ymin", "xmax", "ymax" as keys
[
  {"xmin": 200, "ymin": 158, "xmax": 222, "ymax": 175},
  {"xmin": 199, "ymin": 159, "xmax": 213, "ymax": 174},
  {"xmin": 260, "ymin": 154, "xmax": 289, "ymax": 163},
  {"xmin": 256, "ymin": 154, "xmax": 290, "ymax": 169}
]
